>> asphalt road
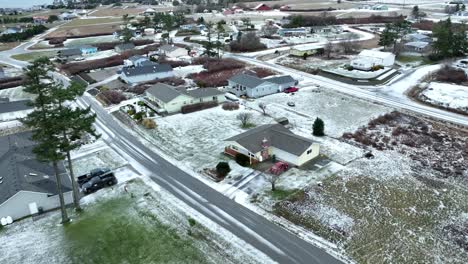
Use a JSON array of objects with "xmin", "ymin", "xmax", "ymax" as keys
[{"xmin": 79, "ymin": 95, "xmax": 345, "ymax": 264}]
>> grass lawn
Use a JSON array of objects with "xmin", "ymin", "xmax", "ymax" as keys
[
  {"xmin": 60, "ymin": 17, "xmax": 122, "ymax": 27},
  {"xmin": 266, "ymin": 188, "xmax": 299, "ymax": 200},
  {"xmin": 12, "ymin": 51, "xmax": 57, "ymax": 62},
  {"xmin": 0, "ymin": 42, "xmax": 19, "ymax": 51},
  {"xmin": 64, "ymin": 196, "xmax": 207, "ymax": 264},
  {"xmin": 397, "ymin": 55, "xmax": 433, "ymax": 65}
]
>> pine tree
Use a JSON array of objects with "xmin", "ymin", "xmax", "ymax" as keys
[
  {"xmin": 313, "ymin": 118, "xmax": 325, "ymax": 136},
  {"xmin": 216, "ymin": 22, "xmax": 225, "ymax": 59},
  {"xmin": 412, "ymin": 6, "xmax": 420, "ymax": 20},
  {"xmin": 22, "ymin": 58, "xmax": 70, "ymax": 224},
  {"xmin": 203, "ymin": 21, "xmax": 215, "ymax": 57},
  {"xmin": 378, "ymin": 24, "xmax": 396, "ymax": 49},
  {"xmin": 432, "ymin": 18, "xmax": 454, "ymax": 59}
]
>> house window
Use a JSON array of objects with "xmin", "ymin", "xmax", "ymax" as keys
[
  {"xmin": 307, "ymin": 149, "xmax": 312, "ymax": 155},
  {"xmin": 213, "ymin": 96, "xmax": 217, "ymax": 101},
  {"xmin": 231, "ymin": 145, "xmax": 238, "ymax": 150},
  {"xmin": 248, "ymin": 153, "xmax": 255, "ymax": 158}
]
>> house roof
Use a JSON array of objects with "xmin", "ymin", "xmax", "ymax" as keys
[
  {"xmin": 405, "ymin": 41, "xmax": 429, "ymax": 49},
  {"xmin": 263, "ymin": 75, "xmax": 295, "ymax": 85},
  {"xmin": 79, "ymin": 45, "xmax": 96, "ymax": 50},
  {"xmin": 358, "ymin": 50, "xmax": 395, "ymax": 60},
  {"xmin": 0, "ymin": 132, "xmax": 72, "ymax": 206},
  {"xmin": 0, "ymin": 100, "xmax": 32, "ymax": 114},
  {"xmin": 122, "ymin": 63, "xmax": 172, "ymax": 77},
  {"xmin": 160, "ymin": 44, "xmax": 184, "ymax": 53},
  {"xmin": 407, "ymin": 33, "xmax": 430, "ymax": 41},
  {"xmin": 225, "ymin": 124, "xmax": 315, "ymax": 156},
  {"xmin": 115, "ymin": 43, "xmax": 135, "ymax": 50},
  {"xmin": 229, "ymin": 74, "xmax": 266, "ymax": 88},
  {"xmin": 59, "ymin": 48, "xmax": 82, "ymax": 56},
  {"xmin": 127, "ymin": 55, "xmax": 147, "ymax": 63},
  {"xmin": 146, "ymin": 83, "xmax": 184, "ymax": 103},
  {"xmin": 146, "ymin": 84, "xmax": 224, "ymax": 103},
  {"xmin": 182, "ymin": 87, "xmax": 224, "ymax": 98}
]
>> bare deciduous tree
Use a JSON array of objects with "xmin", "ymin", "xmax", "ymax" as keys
[
  {"xmin": 237, "ymin": 112, "xmax": 252, "ymax": 128},
  {"xmin": 258, "ymin": 102, "xmax": 267, "ymax": 115},
  {"xmin": 324, "ymin": 41, "xmax": 334, "ymax": 59},
  {"xmin": 266, "ymin": 173, "xmax": 280, "ymax": 191},
  {"xmin": 339, "ymin": 33, "xmax": 360, "ymax": 54}
]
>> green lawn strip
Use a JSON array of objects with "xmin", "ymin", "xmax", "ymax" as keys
[
  {"xmin": 12, "ymin": 51, "xmax": 57, "ymax": 62},
  {"xmin": 63, "ymin": 196, "xmax": 207, "ymax": 264}
]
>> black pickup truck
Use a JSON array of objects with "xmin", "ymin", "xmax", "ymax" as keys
[
  {"xmin": 77, "ymin": 168, "xmax": 112, "ymax": 187},
  {"xmin": 77, "ymin": 168, "xmax": 118, "ymax": 194}
]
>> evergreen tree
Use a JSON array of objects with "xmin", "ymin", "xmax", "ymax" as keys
[
  {"xmin": 21, "ymin": 58, "xmax": 70, "ymax": 223},
  {"xmin": 312, "ymin": 118, "xmax": 325, "ymax": 136},
  {"xmin": 412, "ymin": 5, "xmax": 420, "ymax": 20},
  {"xmin": 378, "ymin": 24, "xmax": 397, "ymax": 49},
  {"xmin": 121, "ymin": 14, "xmax": 133, "ymax": 43},
  {"xmin": 216, "ymin": 22, "xmax": 225, "ymax": 58},
  {"xmin": 432, "ymin": 18, "xmax": 455, "ymax": 59},
  {"xmin": 203, "ymin": 22, "xmax": 215, "ymax": 57}
]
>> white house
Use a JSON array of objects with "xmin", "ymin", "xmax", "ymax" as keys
[
  {"xmin": 120, "ymin": 60, "xmax": 174, "ymax": 85},
  {"xmin": 0, "ymin": 132, "xmax": 73, "ymax": 221},
  {"xmin": 224, "ymin": 124, "xmax": 320, "ymax": 166},
  {"xmin": 227, "ymin": 74, "xmax": 297, "ymax": 98},
  {"xmin": 351, "ymin": 50, "xmax": 395, "ymax": 71},
  {"xmin": 0, "ymin": 100, "xmax": 33, "ymax": 122},
  {"xmin": 144, "ymin": 83, "xmax": 225, "ymax": 114},
  {"xmin": 159, "ymin": 45, "xmax": 188, "ymax": 59}
]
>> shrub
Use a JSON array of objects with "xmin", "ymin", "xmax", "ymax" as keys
[
  {"xmin": 216, "ymin": 162, "xmax": 231, "ymax": 178},
  {"xmin": 346, "ymin": 65, "xmax": 354, "ymax": 71},
  {"xmin": 230, "ymin": 32, "xmax": 267, "ymax": 52},
  {"xmin": 189, "ymin": 68, "xmax": 244, "ymax": 87},
  {"xmin": 188, "ymin": 218, "xmax": 196, "ymax": 227},
  {"xmin": 222, "ymin": 102, "xmax": 240, "ymax": 111},
  {"xmin": 142, "ymin": 118, "xmax": 157, "ymax": 129},
  {"xmin": 100, "ymin": 90, "xmax": 126, "ymax": 104},
  {"xmin": 435, "ymin": 65, "xmax": 467, "ymax": 84},
  {"xmin": 48, "ymin": 37, "xmax": 66, "ymax": 45},
  {"xmin": 181, "ymin": 101, "xmax": 218, "ymax": 114},
  {"xmin": 371, "ymin": 65, "xmax": 383, "ymax": 71},
  {"xmin": 235, "ymin": 153, "xmax": 250, "ymax": 167},
  {"xmin": 312, "ymin": 118, "xmax": 325, "ymax": 136}
]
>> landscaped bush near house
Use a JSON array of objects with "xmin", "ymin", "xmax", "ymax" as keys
[
  {"xmin": 181, "ymin": 101, "xmax": 218, "ymax": 114},
  {"xmin": 216, "ymin": 162, "xmax": 231, "ymax": 178},
  {"xmin": 142, "ymin": 118, "xmax": 157, "ymax": 129},
  {"xmin": 435, "ymin": 65, "xmax": 467, "ymax": 84},
  {"xmin": 346, "ymin": 65, "xmax": 354, "ymax": 71},
  {"xmin": 230, "ymin": 32, "xmax": 267, "ymax": 52},
  {"xmin": 100, "ymin": 90, "xmax": 126, "ymax": 104},
  {"xmin": 371, "ymin": 65, "xmax": 383, "ymax": 71},
  {"xmin": 48, "ymin": 37, "xmax": 66, "ymax": 45},
  {"xmin": 235, "ymin": 153, "xmax": 250, "ymax": 167},
  {"xmin": 222, "ymin": 102, "xmax": 240, "ymax": 111}
]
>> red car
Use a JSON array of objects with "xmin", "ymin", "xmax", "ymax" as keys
[
  {"xmin": 284, "ymin": 87, "xmax": 299, "ymax": 93},
  {"xmin": 269, "ymin": 162, "xmax": 289, "ymax": 175}
]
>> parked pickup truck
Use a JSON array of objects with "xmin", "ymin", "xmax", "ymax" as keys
[
  {"xmin": 81, "ymin": 173, "xmax": 118, "ymax": 195},
  {"xmin": 77, "ymin": 168, "xmax": 112, "ymax": 187}
]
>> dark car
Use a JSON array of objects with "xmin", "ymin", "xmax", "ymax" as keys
[
  {"xmin": 81, "ymin": 173, "xmax": 118, "ymax": 195},
  {"xmin": 284, "ymin": 87, "xmax": 299, "ymax": 93},
  {"xmin": 77, "ymin": 168, "xmax": 112, "ymax": 187}
]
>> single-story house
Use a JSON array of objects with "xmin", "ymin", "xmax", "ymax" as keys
[
  {"xmin": 224, "ymin": 124, "xmax": 320, "ymax": 166},
  {"xmin": 0, "ymin": 27, "xmax": 23, "ymax": 35},
  {"xmin": 143, "ymin": 8, "xmax": 156, "ymax": 16},
  {"xmin": 120, "ymin": 62, "xmax": 173, "ymax": 85},
  {"xmin": 227, "ymin": 74, "xmax": 297, "ymax": 98},
  {"xmin": 0, "ymin": 99, "xmax": 33, "ymax": 122},
  {"xmin": 351, "ymin": 50, "xmax": 395, "ymax": 71},
  {"xmin": 59, "ymin": 12, "xmax": 78, "ymax": 20},
  {"xmin": 278, "ymin": 28, "xmax": 308, "ymax": 37},
  {"xmin": 124, "ymin": 55, "xmax": 149, "ymax": 67},
  {"xmin": 311, "ymin": 26, "xmax": 342, "ymax": 35},
  {"xmin": 404, "ymin": 33, "xmax": 432, "ymax": 43},
  {"xmin": 78, "ymin": 45, "xmax": 97, "ymax": 55},
  {"xmin": 289, "ymin": 44, "xmax": 323, "ymax": 57},
  {"xmin": 159, "ymin": 45, "xmax": 188, "ymax": 59},
  {"xmin": 33, "ymin": 16, "xmax": 48, "ymax": 24},
  {"xmin": 144, "ymin": 83, "xmax": 225, "ymax": 114},
  {"xmin": 403, "ymin": 41, "xmax": 431, "ymax": 54},
  {"xmin": 0, "ymin": 132, "xmax": 73, "ymax": 221},
  {"xmin": 253, "ymin": 3, "xmax": 272, "ymax": 11},
  {"xmin": 115, "ymin": 43, "xmax": 135, "ymax": 53}
]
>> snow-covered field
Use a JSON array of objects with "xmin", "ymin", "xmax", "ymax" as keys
[
  {"xmin": 0, "ymin": 86, "xmax": 35, "ymax": 101},
  {"xmin": 421, "ymin": 82, "xmax": 468, "ymax": 113}
]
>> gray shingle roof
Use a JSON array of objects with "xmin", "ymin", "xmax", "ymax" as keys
[
  {"xmin": 146, "ymin": 83, "xmax": 183, "ymax": 103},
  {"xmin": 404, "ymin": 41, "xmax": 429, "ymax": 49},
  {"xmin": 115, "ymin": 43, "xmax": 135, "ymax": 51},
  {"xmin": 122, "ymin": 63, "xmax": 173, "ymax": 77},
  {"xmin": 0, "ymin": 132, "xmax": 71, "ymax": 205},
  {"xmin": 229, "ymin": 74, "xmax": 265, "ymax": 88},
  {"xmin": 225, "ymin": 124, "xmax": 315, "ymax": 156},
  {"xmin": 160, "ymin": 44, "xmax": 183, "ymax": 53},
  {"xmin": 0, "ymin": 100, "xmax": 32, "ymax": 114},
  {"xmin": 127, "ymin": 55, "xmax": 147, "ymax": 63},
  {"xmin": 263, "ymin": 75, "xmax": 295, "ymax": 85},
  {"xmin": 182, "ymin": 87, "xmax": 224, "ymax": 98}
]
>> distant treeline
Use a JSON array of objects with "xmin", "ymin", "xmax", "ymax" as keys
[
  {"xmin": 285, "ymin": 15, "xmax": 406, "ymax": 28},
  {"xmin": 0, "ymin": 17, "xmax": 33, "ymax": 24},
  {"xmin": 0, "ymin": 25, "xmax": 47, "ymax": 43}
]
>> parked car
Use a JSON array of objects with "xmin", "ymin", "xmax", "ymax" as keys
[
  {"xmin": 456, "ymin": 60, "xmax": 468, "ymax": 68},
  {"xmin": 225, "ymin": 92, "xmax": 239, "ymax": 102},
  {"xmin": 269, "ymin": 161, "xmax": 289, "ymax": 175},
  {"xmin": 77, "ymin": 168, "xmax": 112, "ymax": 187},
  {"xmin": 284, "ymin": 87, "xmax": 299, "ymax": 93},
  {"xmin": 287, "ymin": 101, "xmax": 295, "ymax": 107},
  {"xmin": 81, "ymin": 173, "xmax": 118, "ymax": 195}
]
